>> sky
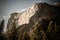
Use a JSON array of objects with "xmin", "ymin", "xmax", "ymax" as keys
[
  {"xmin": 0, "ymin": 0, "xmax": 60, "ymax": 16},
  {"xmin": 0, "ymin": 0, "xmax": 60, "ymax": 32}
]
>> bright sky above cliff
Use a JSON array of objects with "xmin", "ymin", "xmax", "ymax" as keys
[{"xmin": 0, "ymin": 0, "xmax": 60, "ymax": 16}]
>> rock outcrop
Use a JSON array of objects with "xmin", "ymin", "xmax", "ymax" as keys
[
  {"xmin": 5, "ymin": 2, "xmax": 60, "ymax": 40},
  {"xmin": 0, "ymin": 18, "xmax": 5, "ymax": 40},
  {"xmin": 0, "ymin": 18, "xmax": 4, "ymax": 34}
]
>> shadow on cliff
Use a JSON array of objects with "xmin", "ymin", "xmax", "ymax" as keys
[
  {"xmin": 17, "ymin": 3, "xmax": 60, "ymax": 33},
  {"xmin": 16, "ymin": 3, "xmax": 60, "ymax": 40}
]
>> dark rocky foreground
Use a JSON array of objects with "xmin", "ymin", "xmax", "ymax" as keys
[
  {"xmin": 0, "ymin": 2, "xmax": 60, "ymax": 40},
  {"xmin": 0, "ymin": 19, "xmax": 5, "ymax": 40}
]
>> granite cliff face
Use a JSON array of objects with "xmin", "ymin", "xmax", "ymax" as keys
[{"xmin": 5, "ymin": 2, "xmax": 60, "ymax": 40}]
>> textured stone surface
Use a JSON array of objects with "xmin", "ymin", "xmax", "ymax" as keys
[{"xmin": 4, "ymin": 2, "xmax": 60, "ymax": 40}]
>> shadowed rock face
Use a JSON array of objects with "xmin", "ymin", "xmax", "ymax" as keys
[
  {"xmin": 5, "ymin": 2, "xmax": 60, "ymax": 40},
  {"xmin": 0, "ymin": 19, "xmax": 4, "ymax": 34},
  {"xmin": 0, "ymin": 19, "xmax": 5, "ymax": 40}
]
